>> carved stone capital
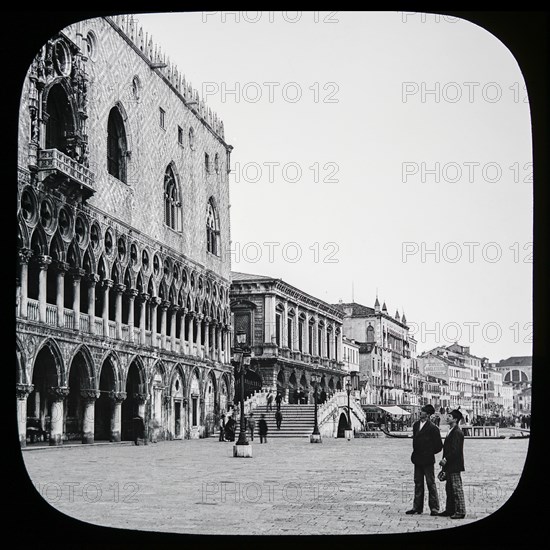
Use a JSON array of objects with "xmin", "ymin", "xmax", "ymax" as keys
[
  {"xmin": 80, "ymin": 389, "xmax": 100, "ymax": 402},
  {"xmin": 115, "ymin": 283, "xmax": 126, "ymax": 294},
  {"xmin": 109, "ymin": 390, "xmax": 127, "ymax": 403},
  {"xmin": 204, "ymin": 316, "xmax": 211, "ymax": 324},
  {"xmin": 37, "ymin": 255, "xmax": 52, "ymax": 270},
  {"xmin": 16, "ymin": 383, "xmax": 34, "ymax": 399},
  {"xmin": 18, "ymin": 248, "xmax": 34, "ymax": 265},
  {"xmin": 49, "ymin": 386, "xmax": 70, "ymax": 401},
  {"xmin": 163, "ymin": 394, "xmax": 172, "ymax": 407},
  {"xmin": 133, "ymin": 392, "xmax": 148, "ymax": 404},
  {"xmin": 151, "ymin": 297, "xmax": 162, "ymax": 307},
  {"xmin": 182, "ymin": 397, "xmax": 189, "ymax": 407},
  {"xmin": 160, "ymin": 300, "xmax": 171, "ymax": 311},
  {"xmin": 126, "ymin": 288, "xmax": 139, "ymax": 299},
  {"xmin": 102, "ymin": 278, "xmax": 114, "ymax": 289},
  {"xmin": 85, "ymin": 273, "xmax": 100, "ymax": 286},
  {"xmin": 55, "ymin": 260, "xmax": 69, "ymax": 273},
  {"xmin": 70, "ymin": 267, "xmax": 86, "ymax": 281},
  {"xmin": 139, "ymin": 292, "xmax": 150, "ymax": 304}
]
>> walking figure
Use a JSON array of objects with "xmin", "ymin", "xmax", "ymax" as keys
[
  {"xmin": 247, "ymin": 413, "xmax": 255, "ymax": 441},
  {"xmin": 275, "ymin": 392, "xmax": 283, "ymax": 410},
  {"xmin": 275, "ymin": 409, "xmax": 283, "ymax": 430},
  {"xmin": 259, "ymin": 414, "xmax": 268, "ymax": 443},
  {"xmin": 267, "ymin": 390, "xmax": 274, "ymax": 411}
]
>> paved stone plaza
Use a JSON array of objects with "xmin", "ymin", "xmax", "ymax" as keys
[{"xmin": 22, "ymin": 434, "xmax": 529, "ymax": 536}]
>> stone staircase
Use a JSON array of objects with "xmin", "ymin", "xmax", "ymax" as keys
[{"xmin": 249, "ymin": 404, "xmax": 316, "ymax": 438}]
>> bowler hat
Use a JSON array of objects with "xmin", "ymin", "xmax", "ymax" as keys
[
  {"xmin": 450, "ymin": 409, "xmax": 463, "ymax": 421},
  {"xmin": 421, "ymin": 404, "xmax": 435, "ymax": 415}
]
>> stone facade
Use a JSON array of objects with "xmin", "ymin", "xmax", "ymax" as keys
[
  {"xmin": 230, "ymin": 271, "xmax": 348, "ymax": 404},
  {"xmin": 16, "ymin": 15, "xmax": 234, "ymax": 446}
]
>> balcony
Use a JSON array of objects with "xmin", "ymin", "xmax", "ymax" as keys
[{"xmin": 37, "ymin": 148, "xmax": 95, "ymax": 201}]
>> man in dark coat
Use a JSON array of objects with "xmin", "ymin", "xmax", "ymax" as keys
[
  {"xmin": 437, "ymin": 409, "xmax": 466, "ymax": 519},
  {"xmin": 406, "ymin": 404, "xmax": 443, "ymax": 515},
  {"xmin": 259, "ymin": 414, "xmax": 268, "ymax": 443},
  {"xmin": 275, "ymin": 409, "xmax": 283, "ymax": 430},
  {"xmin": 275, "ymin": 392, "xmax": 283, "ymax": 409}
]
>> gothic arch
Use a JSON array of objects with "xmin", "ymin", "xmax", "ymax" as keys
[
  {"xmin": 32, "ymin": 337, "xmax": 65, "ymax": 386},
  {"xmin": 97, "ymin": 350, "xmax": 123, "ymax": 391},
  {"xmin": 67, "ymin": 344, "xmax": 96, "ymax": 389}
]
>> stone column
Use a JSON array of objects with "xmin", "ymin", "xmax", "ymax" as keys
[
  {"xmin": 188, "ymin": 312, "xmax": 195, "ymax": 355},
  {"xmin": 102, "ymin": 279, "xmax": 114, "ymax": 337},
  {"xmin": 115, "ymin": 283, "xmax": 126, "ymax": 340},
  {"xmin": 37, "ymin": 255, "xmax": 51, "ymax": 323},
  {"xmin": 179, "ymin": 307, "xmax": 189, "ymax": 354},
  {"xmin": 282, "ymin": 301, "xmax": 288, "ymax": 348},
  {"xmin": 16, "ymin": 383, "xmax": 34, "ymax": 447},
  {"xmin": 109, "ymin": 391, "xmax": 126, "ymax": 442},
  {"xmin": 264, "ymin": 293, "xmax": 276, "ymax": 344},
  {"xmin": 151, "ymin": 297, "xmax": 160, "ymax": 347},
  {"xmin": 217, "ymin": 323, "xmax": 223, "ymax": 362},
  {"xmin": 127, "ymin": 288, "xmax": 138, "ymax": 342},
  {"xmin": 196, "ymin": 314, "xmax": 203, "ymax": 357},
  {"xmin": 160, "ymin": 300, "xmax": 170, "ymax": 350},
  {"xmin": 71, "ymin": 267, "xmax": 85, "ymax": 331},
  {"xmin": 139, "ymin": 293, "xmax": 150, "ymax": 345},
  {"xmin": 55, "ymin": 261, "xmax": 68, "ymax": 328},
  {"xmin": 81, "ymin": 389, "xmax": 100, "ymax": 444},
  {"xmin": 135, "ymin": 393, "xmax": 148, "ymax": 421},
  {"xmin": 224, "ymin": 326, "xmax": 231, "ymax": 364},
  {"xmin": 170, "ymin": 305, "xmax": 179, "ymax": 352},
  {"xmin": 49, "ymin": 386, "xmax": 69, "ymax": 446},
  {"xmin": 204, "ymin": 317, "xmax": 211, "ymax": 359},
  {"xmin": 17, "ymin": 248, "xmax": 33, "ymax": 319},
  {"xmin": 86, "ymin": 274, "xmax": 99, "ymax": 334}
]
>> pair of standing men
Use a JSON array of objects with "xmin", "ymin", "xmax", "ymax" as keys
[{"xmin": 407, "ymin": 404, "xmax": 466, "ymax": 519}]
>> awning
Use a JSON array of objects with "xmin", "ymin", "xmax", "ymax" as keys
[{"xmin": 376, "ymin": 405, "xmax": 411, "ymax": 416}]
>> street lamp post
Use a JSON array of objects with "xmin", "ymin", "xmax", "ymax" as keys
[
  {"xmin": 345, "ymin": 378, "xmax": 353, "ymax": 440},
  {"xmin": 232, "ymin": 330, "xmax": 252, "ymax": 457},
  {"xmin": 310, "ymin": 373, "xmax": 322, "ymax": 443}
]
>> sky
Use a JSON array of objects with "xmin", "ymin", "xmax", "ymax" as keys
[{"xmin": 110, "ymin": 11, "xmax": 532, "ymax": 362}]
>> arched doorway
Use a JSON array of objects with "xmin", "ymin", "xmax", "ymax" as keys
[
  {"xmin": 66, "ymin": 351, "xmax": 92, "ymax": 442},
  {"xmin": 45, "ymin": 84, "xmax": 74, "ymax": 155},
  {"xmin": 288, "ymin": 372, "xmax": 297, "ymax": 404},
  {"xmin": 122, "ymin": 361, "xmax": 144, "ymax": 441},
  {"xmin": 170, "ymin": 367, "xmax": 185, "ymax": 439},
  {"xmin": 277, "ymin": 370, "xmax": 285, "ymax": 401},
  {"xmin": 189, "ymin": 370, "xmax": 201, "ymax": 438},
  {"xmin": 204, "ymin": 372, "xmax": 216, "ymax": 437},
  {"xmin": 337, "ymin": 412, "xmax": 348, "ymax": 438},
  {"xmin": 27, "ymin": 344, "xmax": 60, "ymax": 444},
  {"xmin": 95, "ymin": 358, "xmax": 117, "ymax": 441},
  {"xmin": 219, "ymin": 375, "xmax": 229, "ymax": 414}
]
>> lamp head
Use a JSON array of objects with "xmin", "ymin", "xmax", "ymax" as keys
[{"xmin": 236, "ymin": 330, "xmax": 247, "ymax": 346}]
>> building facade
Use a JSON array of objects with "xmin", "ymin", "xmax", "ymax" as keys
[
  {"xmin": 16, "ymin": 15, "xmax": 234, "ymax": 446},
  {"xmin": 230, "ymin": 272, "xmax": 348, "ymax": 403},
  {"xmin": 336, "ymin": 300, "xmax": 413, "ymax": 407}
]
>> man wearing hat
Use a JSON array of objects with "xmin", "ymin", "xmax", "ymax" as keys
[
  {"xmin": 437, "ymin": 409, "xmax": 466, "ymax": 519},
  {"xmin": 406, "ymin": 404, "xmax": 443, "ymax": 516}
]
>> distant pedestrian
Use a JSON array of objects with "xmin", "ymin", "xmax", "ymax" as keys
[
  {"xmin": 247, "ymin": 413, "xmax": 256, "ymax": 441},
  {"xmin": 275, "ymin": 409, "xmax": 283, "ymax": 430},
  {"xmin": 219, "ymin": 414, "xmax": 226, "ymax": 441},
  {"xmin": 437, "ymin": 409, "xmax": 466, "ymax": 519},
  {"xmin": 320, "ymin": 389, "xmax": 327, "ymax": 404},
  {"xmin": 406, "ymin": 404, "xmax": 443, "ymax": 516},
  {"xmin": 267, "ymin": 391, "xmax": 274, "ymax": 411},
  {"xmin": 275, "ymin": 391, "xmax": 283, "ymax": 409},
  {"xmin": 225, "ymin": 416, "xmax": 235, "ymax": 441},
  {"xmin": 259, "ymin": 414, "xmax": 268, "ymax": 443}
]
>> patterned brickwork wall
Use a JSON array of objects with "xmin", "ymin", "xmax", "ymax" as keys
[{"xmin": 18, "ymin": 15, "xmax": 231, "ymax": 282}]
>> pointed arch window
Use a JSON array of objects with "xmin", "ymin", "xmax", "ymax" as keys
[
  {"xmin": 107, "ymin": 106, "xmax": 127, "ymax": 182},
  {"xmin": 164, "ymin": 165, "xmax": 181, "ymax": 230},
  {"xmin": 206, "ymin": 197, "xmax": 220, "ymax": 256}
]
